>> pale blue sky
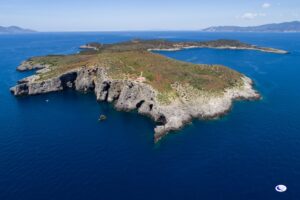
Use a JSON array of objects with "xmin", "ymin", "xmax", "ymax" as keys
[{"xmin": 0, "ymin": 0, "xmax": 299, "ymax": 31}]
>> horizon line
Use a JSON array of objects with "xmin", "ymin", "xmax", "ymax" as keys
[{"xmin": 2, "ymin": 20, "xmax": 300, "ymax": 33}]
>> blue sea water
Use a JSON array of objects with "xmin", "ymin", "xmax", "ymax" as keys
[{"xmin": 0, "ymin": 32, "xmax": 300, "ymax": 200}]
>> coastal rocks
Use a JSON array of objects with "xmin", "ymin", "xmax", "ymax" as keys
[
  {"xmin": 106, "ymin": 81, "xmax": 123, "ymax": 102},
  {"xmin": 17, "ymin": 75, "xmax": 38, "ymax": 84},
  {"xmin": 17, "ymin": 61, "xmax": 48, "ymax": 71},
  {"xmin": 93, "ymin": 75, "xmax": 163, "ymax": 122},
  {"xmin": 11, "ymin": 66, "xmax": 260, "ymax": 143},
  {"xmin": 11, "ymin": 77, "xmax": 63, "ymax": 95},
  {"xmin": 10, "ymin": 70, "xmax": 78, "ymax": 96},
  {"xmin": 95, "ymin": 80, "xmax": 111, "ymax": 101},
  {"xmin": 154, "ymin": 106, "xmax": 192, "ymax": 142},
  {"xmin": 152, "ymin": 78, "xmax": 260, "ymax": 142},
  {"xmin": 60, "ymin": 71, "xmax": 78, "ymax": 89},
  {"xmin": 10, "ymin": 83, "xmax": 29, "ymax": 96},
  {"xmin": 75, "ymin": 68, "xmax": 96, "ymax": 92},
  {"xmin": 114, "ymin": 82, "xmax": 155, "ymax": 111}
]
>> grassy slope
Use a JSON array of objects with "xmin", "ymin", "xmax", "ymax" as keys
[{"xmin": 27, "ymin": 49, "xmax": 243, "ymax": 103}]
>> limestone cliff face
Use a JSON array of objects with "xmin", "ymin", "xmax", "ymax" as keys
[
  {"xmin": 10, "ymin": 66, "xmax": 260, "ymax": 142},
  {"xmin": 11, "ymin": 71, "xmax": 78, "ymax": 95}
]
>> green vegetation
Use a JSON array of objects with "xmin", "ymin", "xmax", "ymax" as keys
[
  {"xmin": 29, "ymin": 54, "xmax": 99, "ymax": 80},
  {"xmin": 97, "ymin": 51, "xmax": 242, "ymax": 92},
  {"xmin": 27, "ymin": 40, "xmax": 244, "ymax": 101},
  {"xmin": 79, "ymin": 39, "xmax": 257, "ymax": 53}
]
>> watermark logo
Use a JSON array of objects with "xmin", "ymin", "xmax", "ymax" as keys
[{"xmin": 275, "ymin": 185, "xmax": 287, "ymax": 192}]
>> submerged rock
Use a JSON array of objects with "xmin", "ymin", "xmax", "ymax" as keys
[{"xmin": 98, "ymin": 115, "xmax": 107, "ymax": 121}]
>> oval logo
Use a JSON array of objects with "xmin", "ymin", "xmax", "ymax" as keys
[{"xmin": 275, "ymin": 185, "xmax": 287, "ymax": 192}]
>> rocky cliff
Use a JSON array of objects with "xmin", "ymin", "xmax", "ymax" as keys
[{"xmin": 11, "ymin": 65, "xmax": 260, "ymax": 142}]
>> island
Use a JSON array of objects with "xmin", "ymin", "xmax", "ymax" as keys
[
  {"xmin": 0, "ymin": 26, "xmax": 36, "ymax": 34},
  {"xmin": 11, "ymin": 39, "xmax": 282, "ymax": 142},
  {"xmin": 79, "ymin": 39, "xmax": 288, "ymax": 54},
  {"xmin": 202, "ymin": 21, "xmax": 300, "ymax": 33}
]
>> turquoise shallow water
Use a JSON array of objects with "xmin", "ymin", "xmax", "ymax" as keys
[{"xmin": 0, "ymin": 32, "xmax": 300, "ymax": 200}]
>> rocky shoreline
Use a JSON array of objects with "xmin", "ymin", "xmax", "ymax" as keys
[
  {"xmin": 17, "ymin": 61, "xmax": 48, "ymax": 71},
  {"xmin": 11, "ymin": 64, "xmax": 260, "ymax": 142},
  {"xmin": 149, "ymin": 45, "xmax": 288, "ymax": 54}
]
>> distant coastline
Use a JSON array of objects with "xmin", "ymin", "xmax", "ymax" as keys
[
  {"xmin": 0, "ymin": 26, "xmax": 36, "ymax": 34},
  {"xmin": 202, "ymin": 21, "xmax": 300, "ymax": 33}
]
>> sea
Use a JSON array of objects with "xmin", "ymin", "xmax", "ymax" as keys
[{"xmin": 0, "ymin": 32, "xmax": 300, "ymax": 200}]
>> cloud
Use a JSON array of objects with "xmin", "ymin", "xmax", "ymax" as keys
[
  {"xmin": 240, "ymin": 12, "xmax": 266, "ymax": 20},
  {"xmin": 262, "ymin": 3, "xmax": 271, "ymax": 8}
]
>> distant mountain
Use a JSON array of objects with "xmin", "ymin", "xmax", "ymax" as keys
[
  {"xmin": 0, "ymin": 26, "xmax": 36, "ymax": 34},
  {"xmin": 202, "ymin": 21, "xmax": 300, "ymax": 32}
]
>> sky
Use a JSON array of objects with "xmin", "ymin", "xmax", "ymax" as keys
[{"xmin": 0, "ymin": 0, "xmax": 299, "ymax": 31}]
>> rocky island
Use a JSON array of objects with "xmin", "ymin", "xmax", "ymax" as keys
[
  {"xmin": 11, "ymin": 39, "xmax": 280, "ymax": 142},
  {"xmin": 80, "ymin": 39, "xmax": 288, "ymax": 54}
]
